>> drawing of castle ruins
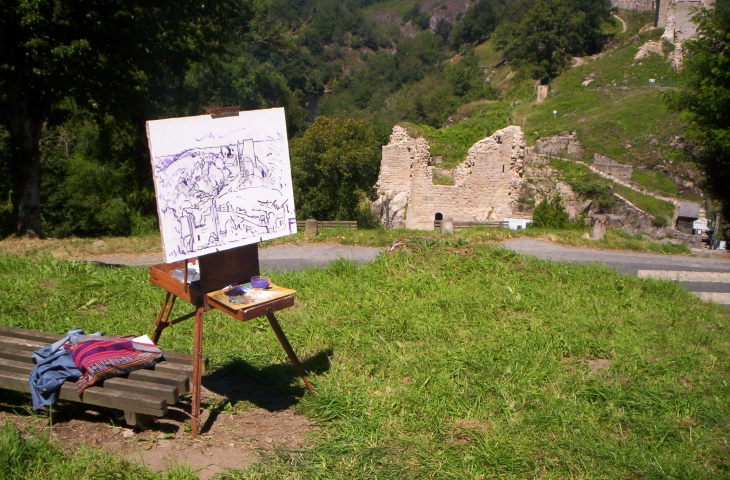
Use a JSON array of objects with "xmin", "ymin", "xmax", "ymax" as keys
[{"xmin": 147, "ymin": 109, "xmax": 296, "ymax": 262}]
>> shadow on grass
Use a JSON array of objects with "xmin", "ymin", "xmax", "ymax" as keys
[{"xmin": 200, "ymin": 349, "xmax": 332, "ymax": 433}]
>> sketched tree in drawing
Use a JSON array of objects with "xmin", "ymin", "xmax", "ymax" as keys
[{"xmin": 147, "ymin": 108, "xmax": 297, "ymax": 262}]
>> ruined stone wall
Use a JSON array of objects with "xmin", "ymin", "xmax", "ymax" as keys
[
  {"xmin": 534, "ymin": 132, "xmax": 584, "ymax": 159},
  {"xmin": 374, "ymin": 126, "xmax": 415, "ymax": 195},
  {"xmin": 373, "ymin": 126, "xmax": 526, "ymax": 231},
  {"xmin": 611, "ymin": 0, "xmax": 656, "ymax": 11},
  {"xmin": 593, "ymin": 153, "xmax": 633, "ymax": 180},
  {"xmin": 662, "ymin": 0, "xmax": 713, "ymax": 43}
]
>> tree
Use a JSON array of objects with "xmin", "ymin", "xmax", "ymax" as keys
[
  {"xmin": 450, "ymin": 0, "xmax": 499, "ymax": 49},
  {"xmin": 495, "ymin": 0, "xmax": 609, "ymax": 83},
  {"xmin": 666, "ymin": 3, "xmax": 730, "ymax": 218},
  {"xmin": 289, "ymin": 117, "xmax": 381, "ymax": 221},
  {"xmin": 513, "ymin": 0, "xmax": 581, "ymax": 83},
  {"xmin": 0, "ymin": 0, "xmax": 255, "ymax": 236}
]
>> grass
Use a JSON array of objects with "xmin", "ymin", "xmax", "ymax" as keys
[
  {"xmin": 614, "ymin": 183, "xmax": 676, "ymax": 220},
  {"xmin": 632, "ymin": 168, "xmax": 679, "ymax": 196},
  {"xmin": 0, "ymin": 240, "xmax": 728, "ymax": 478},
  {"xmin": 0, "ymin": 421, "xmax": 197, "ymax": 479}
]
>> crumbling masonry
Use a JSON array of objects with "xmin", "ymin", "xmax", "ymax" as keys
[{"xmin": 372, "ymin": 126, "xmax": 527, "ymax": 230}]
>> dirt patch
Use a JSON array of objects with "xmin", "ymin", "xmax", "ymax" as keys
[
  {"xmin": 586, "ymin": 358, "xmax": 612, "ymax": 373},
  {"xmin": 561, "ymin": 356, "xmax": 613, "ymax": 374},
  {"xmin": 444, "ymin": 417, "xmax": 491, "ymax": 445},
  {"xmin": 0, "ymin": 388, "xmax": 318, "ymax": 479}
]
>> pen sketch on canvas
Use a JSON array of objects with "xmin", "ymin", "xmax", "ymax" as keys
[{"xmin": 147, "ymin": 108, "xmax": 297, "ymax": 263}]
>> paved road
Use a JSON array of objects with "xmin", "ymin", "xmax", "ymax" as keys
[
  {"xmin": 502, "ymin": 238, "xmax": 730, "ymax": 306},
  {"xmin": 258, "ymin": 244, "xmax": 381, "ymax": 271},
  {"xmin": 80, "ymin": 244, "xmax": 383, "ymax": 271}
]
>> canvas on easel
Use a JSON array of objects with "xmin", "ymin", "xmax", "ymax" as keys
[{"xmin": 146, "ymin": 107, "xmax": 297, "ymax": 263}]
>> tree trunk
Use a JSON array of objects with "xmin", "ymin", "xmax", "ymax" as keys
[{"xmin": 5, "ymin": 100, "xmax": 45, "ymax": 237}]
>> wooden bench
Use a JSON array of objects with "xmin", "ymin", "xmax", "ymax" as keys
[
  {"xmin": 0, "ymin": 325, "xmax": 206, "ymax": 427},
  {"xmin": 295, "ymin": 220, "xmax": 358, "ymax": 230}
]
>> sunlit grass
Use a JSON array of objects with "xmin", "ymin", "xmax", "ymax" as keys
[
  {"xmin": 632, "ymin": 168, "xmax": 679, "ymax": 196},
  {"xmin": 614, "ymin": 184, "xmax": 676, "ymax": 221},
  {"xmin": 1, "ymin": 240, "xmax": 727, "ymax": 478}
]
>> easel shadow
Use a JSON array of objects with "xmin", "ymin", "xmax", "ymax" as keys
[{"xmin": 199, "ymin": 349, "xmax": 332, "ymax": 434}]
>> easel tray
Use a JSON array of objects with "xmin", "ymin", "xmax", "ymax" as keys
[{"xmin": 205, "ymin": 283, "xmax": 296, "ymax": 322}]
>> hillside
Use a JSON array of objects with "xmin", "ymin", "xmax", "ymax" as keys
[{"xmin": 373, "ymin": 7, "xmax": 699, "ymax": 207}]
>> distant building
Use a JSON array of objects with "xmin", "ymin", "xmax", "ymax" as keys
[{"xmin": 675, "ymin": 201, "xmax": 701, "ymax": 234}]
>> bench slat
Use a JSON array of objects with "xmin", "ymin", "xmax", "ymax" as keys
[
  {"xmin": 0, "ymin": 336, "xmax": 42, "ymax": 351},
  {"xmin": 0, "ymin": 326, "xmax": 62, "ymax": 343},
  {"xmin": 152, "ymin": 362, "xmax": 197, "ymax": 381},
  {"xmin": 127, "ymin": 370, "xmax": 189, "ymax": 394},
  {"xmin": 0, "ymin": 330, "xmax": 205, "ymax": 372},
  {"xmin": 0, "ymin": 347, "xmax": 190, "ymax": 393},
  {"xmin": 0, "ymin": 359, "xmax": 180, "ymax": 405},
  {"xmin": 0, "ymin": 347, "xmax": 31, "ymax": 364},
  {"xmin": 102, "ymin": 378, "xmax": 178, "ymax": 405},
  {"xmin": 0, "ymin": 371, "xmax": 167, "ymax": 417}
]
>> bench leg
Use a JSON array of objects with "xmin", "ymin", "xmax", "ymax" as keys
[
  {"xmin": 191, "ymin": 305, "xmax": 204, "ymax": 438},
  {"xmin": 124, "ymin": 411, "xmax": 154, "ymax": 429},
  {"xmin": 266, "ymin": 312, "xmax": 317, "ymax": 396}
]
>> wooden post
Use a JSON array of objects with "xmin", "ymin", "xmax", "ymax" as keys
[{"xmin": 191, "ymin": 305, "xmax": 204, "ymax": 438}]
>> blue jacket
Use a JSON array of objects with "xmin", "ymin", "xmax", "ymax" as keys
[{"xmin": 28, "ymin": 329, "xmax": 99, "ymax": 410}]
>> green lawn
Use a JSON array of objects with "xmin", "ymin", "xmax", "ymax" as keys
[{"xmin": 1, "ymin": 241, "xmax": 728, "ymax": 478}]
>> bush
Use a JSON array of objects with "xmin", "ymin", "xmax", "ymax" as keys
[
  {"xmin": 532, "ymin": 194, "xmax": 570, "ymax": 229},
  {"xmin": 652, "ymin": 215, "xmax": 669, "ymax": 228}
]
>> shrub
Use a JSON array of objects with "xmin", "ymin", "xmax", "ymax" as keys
[
  {"xmin": 652, "ymin": 215, "xmax": 669, "ymax": 228},
  {"xmin": 532, "ymin": 194, "xmax": 570, "ymax": 229}
]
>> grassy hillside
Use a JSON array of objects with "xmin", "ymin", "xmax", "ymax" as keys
[
  {"xmin": 511, "ymin": 28, "xmax": 684, "ymax": 169},
  {"xmin": 384, "ymin": 12, "xmax": 683, "ymax": 178}
]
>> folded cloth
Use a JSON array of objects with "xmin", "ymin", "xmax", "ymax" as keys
[
  {"xmin": 29, "ymin": 328, "xmax": 99, "ymax": 410},
  {"xmin": 66, "ymin": 336, "xmax": 163, "ymax": 394}
]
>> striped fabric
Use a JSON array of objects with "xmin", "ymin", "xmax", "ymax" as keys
[{"xmin": 67, "ymin": 338, "xmax": 162, "ymax": 394}]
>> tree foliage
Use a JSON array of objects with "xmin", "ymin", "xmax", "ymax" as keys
[
  {"xmin": 290, "ymin": 117, "xmax": 381, "ymax": 221},
  {"xmin": 450, "ymin": 0, "xmax": 500, "ymax": 48},
  {"xmin": 0, "ymin": 0, "xmax": 314, "ymax": 238},
  {"xmin": 494, "ymin": 0, "xmax": 611, "ymax": 82},
  {"xmin": 0, "ymin": 0, "xmax": 258, "ymax": 236},
  {"xmin": 666, "ymin": 2, "xmax": 730, "ymax": 218}
]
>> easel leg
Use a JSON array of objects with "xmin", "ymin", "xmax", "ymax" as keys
[
  {"xmin": 191, "ymin": 305, "xmax": 204, "ymax": 438},
  {"xmin": 266, "ymin": 312, "xmax": 317, "ymax": 396},
  {"xmin": 152, "ymin": 293, "xmax": 177, "ymax": 344}
]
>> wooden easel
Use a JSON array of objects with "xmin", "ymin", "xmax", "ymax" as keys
[
  {"xmin": 147, "ymin": 106, "xmax": 314, "ymax": 438},
  {"xmin": 149, "ymin": 244, "xmax": 316, "ymax": 437}
]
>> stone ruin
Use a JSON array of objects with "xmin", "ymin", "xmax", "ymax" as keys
[
  {"xmin": 372, "ymin": 125, "xmax": 527, "ymax": 230},
  {"xmin": 611, "ymin": 0, "xmax": 656, "ymax": 11},
  {"xmin": 534, "ymin": 132, "xmax": 584, "ymax": 159},
  {"xmin": 593, "ymin": 153, "xmax": 633, "ymax": 180}
]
